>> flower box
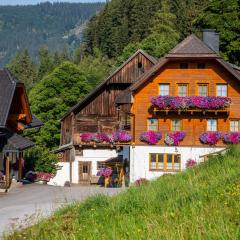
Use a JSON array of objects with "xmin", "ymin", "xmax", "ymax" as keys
[
  {"xmin": 139, "ymin": 131, "xmax": 162, "ymax": 145},
  {"xmin": 223, "ymin": 132, "xmax": 240, "ymax": 144},
  {"xmin": 151, "ymin": 96, "xmax": 231, "ymax": 110},
  {"xmin": 199, "ymin": 132, "xmax": 222, "ymax": 145},
  {"xmin": 80, "ymin": 130, "xmax": 131, "ymax": 144},
  {"xmin": 164, "ymin": 132, "xmax": 186, "ymax": 146}
]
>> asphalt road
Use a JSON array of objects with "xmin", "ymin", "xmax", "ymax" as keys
[{"xmin": 0, "ymin": 184, "xmax": 123, "ymax": 236}]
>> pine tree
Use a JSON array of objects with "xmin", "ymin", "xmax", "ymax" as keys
[
  {"xmin": 8, "ymin": 49, "xmax": 37, "ymax": 91},
  {"xmin": 37, "ymin": 47, "xmax": 54, "ymax": 81}
]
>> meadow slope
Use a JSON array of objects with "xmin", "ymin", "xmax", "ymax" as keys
[{"xmin": 5, "ymin": 146, "xmax": 240, "ymax": 240}]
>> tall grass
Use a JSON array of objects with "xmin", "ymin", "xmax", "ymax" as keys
[{"xmin": 5, "ymin": 146, "xmax": 240, "ymax": 240}]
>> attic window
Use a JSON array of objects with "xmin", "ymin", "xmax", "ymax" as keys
[
  {"xmin": 197, "ymin": 63, "xmax": 206, "ymax": 69},
  {"xmin": 180, "ymin": 63, "xmax": 188, "ymax": 69},
  {"xmin": 138, "ymin": 62, "xmax": 143, "ymax": 69}
]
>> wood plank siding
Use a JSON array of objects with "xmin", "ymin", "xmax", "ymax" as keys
[
  {"xmin": 60, "ymin": 51, "xmax": 156, "ymax": 146},
  {"xmin": 132, "ymin": 60, "xmax": 240, "ymax": 147}
]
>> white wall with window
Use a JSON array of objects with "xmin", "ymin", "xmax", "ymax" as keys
[
  {"xmin": 216, "ymin": 84, "xmax": 227, "ymax": 97},
  {"xmin": 129, "ymin": 146, "xmax": 225, "ymax": 183},
  {"xmin": 207, "ymin": 119, "xmax": 217, "ymax": 131},
  {"xmin": 159, "ymin": 84, "xmax": 169, "ymax": 96},
  {"xmin": 230, "ymin": 120, "xmax": 239, "ymax": 132}
]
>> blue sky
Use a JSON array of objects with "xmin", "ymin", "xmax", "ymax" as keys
[{"xmin": 0, "ymin": 0, "xmax": 106, "ymax": 5}]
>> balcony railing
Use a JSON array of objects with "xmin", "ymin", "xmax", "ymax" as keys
[
  {"xmin": 73, "ymin": 131, "xmax": 132, "ymax": 147},
  {"xmin": 151, "ymin": 96, "xmax": 231, "ymax": 115}
]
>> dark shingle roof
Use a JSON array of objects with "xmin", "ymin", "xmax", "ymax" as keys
[
  {"xmin": 0, "ymin": 69, "xmax": 18, "ymax": 127},
  {"xmin": 167, "ymin": 34, "xmax": 218, "ymax": 57},
  {"xmin": 3, "ymin": 133, "xmax": 34, "ymax": 151},
  {"xmin": 23, "ymin": 114, "xmax": 43, "ymax": 129}
]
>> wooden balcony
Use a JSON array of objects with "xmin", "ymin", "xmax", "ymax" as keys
[
  {"xmin": 73, "ymin": 133, "xmax": 131, "ymax": 147},
  {"xmin": 153, "ymin": 107, "xmax": 230, "ymax": 116}
]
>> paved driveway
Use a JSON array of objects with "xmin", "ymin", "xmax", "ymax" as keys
[{"xmin": 0, "ymin": 184, "xmax": 123, "ymax": 235}]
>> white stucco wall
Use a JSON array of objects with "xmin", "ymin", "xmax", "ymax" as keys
[
  {"xmin": 75, "ymin": 149, "xmax": 118, "ymax": 176},
  {"xmin": 48, "ymin": 162, "xmax": 70, "ymax": 186},
  {"xmin": 129, "ymin": 145, "xmax": 225, "ymax": 183}
]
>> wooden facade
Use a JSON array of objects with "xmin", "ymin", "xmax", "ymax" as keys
[
  {"xmin": 60, "ymin": 50, "xmax": 157, "ymax": 151},
  {"xmin": 130, "ymin": 38, "xmax": 240, "ymax": 147}
]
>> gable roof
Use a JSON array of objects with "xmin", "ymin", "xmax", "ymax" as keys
[
  {"xmin": 0, "ymin": 69, "xmax": 18, "ymax": 127},
  {"xmin": 61, "ymin": 49, "xmax": 157, "ymax": 120},
  {"xmin": 129, "ymin": 34, "xmax": 240, "ymax": 93},
  {"xmin": 167, "ymin": 34, "xmax": 218, "ymax": 58},
  {"xmin": 3, "ymin": 132, "xmax": 35, "ymax": 152}
]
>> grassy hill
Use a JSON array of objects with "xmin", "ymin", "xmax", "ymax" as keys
[
  {"xmin": 5, "ymin": 146, "xmax": 240, "ymax": 239},
  {"xmin": 0, "ymin": 2, "xmax": 104, "ymax": 67}
]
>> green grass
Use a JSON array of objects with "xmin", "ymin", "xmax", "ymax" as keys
[{"xmin": 5, "ymin": 146, "xmax": 240, "ymax": 240}]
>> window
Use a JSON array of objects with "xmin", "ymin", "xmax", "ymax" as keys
[
  {"xmin": 149, "ymin": 153, "xmax": 181, "ymax": 171},
  {"xmin": 172, "ymin": 119, "xmax": 181, "ymax": 131},
  {"xmin": 159, "ymin": 84, "xmax": 169, "ymax": 96},
  {"xmin": 180, "ymin": 63, "xmax": 188, "ymax": 69},
  {"xmin": 207, "ymin": 119, "xmax": 217, "ymax": 131},
  {"xmin": 198, "ymin": 84, "xmax": 208, "ymax": 96},
  {"xmin": 178, "ymin": 84, "xmax": 188, "ymax": 96},
  {"xmin": 197, "ymin": 63, "xmax": 206, "ymax": 69},
  {"xmin": 97, "ymin": 162, "xmax": 105, "ymax": 170},
  {"xmin": 230, "ymin": 120, "xmax": 239, "ymax": 132},
  {"xmin": 216, "ymin": 84, "xmax": 227, "ymax": 97},
  {"xmin": 138, "ymin": 62, "xmax": 143, "ymax": 69},
  {"xmin": 148, "ymin": 118, "xmax": 158, "ymax": 131}
]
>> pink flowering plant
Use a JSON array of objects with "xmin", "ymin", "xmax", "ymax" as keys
[
  {"xmin": 199, "ymin": 132, "xmax": 222, "ymax": 145},
  {"xmin": 80, "ymin": 133, "xmax": 95, "ymax": 142},
  {"xmin": 36, "ymin": 172, "xmax": 54, "ymax": 182},
  {"xmin": 113, "ymin": 130, "xmax": 132, "ymax": 142},
  {"xmin": 140, "ymin": 131, "xmax": 162, "ymax": 145},
  {"xmin": 81, "ymin": 130, "xmax": 131, "ymax": 143},
  {"xmin": 151, "ymin": 96, "xmax": 231, "ymax": 110},
  {"xmin": 186, "ymin": 159, "xmax": 197, "ymax": 168},
  {"xmin": 223, "ymin": 132, "xmax": 240, "ymax": 144},
  {"xmin": 165, "ymin": 132, "xmax": 186, "ymax": 146},
  {"xmin": 102, "ymin": 167, "xmax": 113, "ymax": 177}
]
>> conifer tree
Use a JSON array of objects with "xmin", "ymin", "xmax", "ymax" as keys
[{"xmin": 8, "ymin": 49, "xmax": 37, "ymax": 91}]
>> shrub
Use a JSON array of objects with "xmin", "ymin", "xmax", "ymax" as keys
[
  {"xmin": 200, "ymin": 132, "xmax": 222, "ymax": 145},
  {"xmin": 186, "ymin": 159, "xmax": 197, "ymax": 168},
  {"xmin": 165, "ymin": 132, "xmax": 186, "ymax": 146},
  {"xmin": 223, "ymin": 132, "xmax": 240, "ymax": 144}
]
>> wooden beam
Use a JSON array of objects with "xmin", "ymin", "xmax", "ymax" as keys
[
  {"xmin": 18, "ymin": 152, "xmax": 22, "ymax": 181},
  {"xmin": 5, "ymin": 156, "xmax": 10, "ymax": 188}
]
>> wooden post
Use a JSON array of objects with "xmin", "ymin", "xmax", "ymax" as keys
[
  {"xmin": 5, "ymin": 155, "xmax": 10, "ymax": 188},
  {"xmin": 18, "ymin": 152, "xmax": 22, "ymax": 181}
]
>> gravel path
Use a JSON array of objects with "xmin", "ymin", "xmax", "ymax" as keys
[{"xmin": 0, "ymin": 184, "xmax": 123, "ymax": 236}]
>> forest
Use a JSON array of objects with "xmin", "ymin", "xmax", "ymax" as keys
[
  {"xmin": 7, "ymin": 0, "xmax": 240, "ymax": 172},
  {"xmin": 0, "ymin": 2, "xmax": 104, "ymax": 66}
]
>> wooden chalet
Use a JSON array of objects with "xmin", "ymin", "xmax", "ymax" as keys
[
  {"xmin": 53, "ymin": 30, "xmax": 240, "ymax": 186},
  {"xmin": 53, "ymin": 50, "xmax": 157, "ymax": 185},
  {"xmin": 0, "ymin": 69, "xmax": 43, "ymax": 190}
]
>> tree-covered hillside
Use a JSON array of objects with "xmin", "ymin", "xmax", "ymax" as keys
[
  {"xmin": 0, "ymin": 2, "xmax": 105, "ymax": 66},
  {"xmin": 84, "ymin": 0, "xmax": 240, "ymax": 65}
]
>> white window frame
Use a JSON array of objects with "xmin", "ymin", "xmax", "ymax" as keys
[
  {"xmin": 207, "ymin": 119, "xmax": 217, "ymax": 131},
  {"xmin": 230, "ymin": 120, "xmax": 239, "ymax": 132},
  {"xmin": 172, "ymin": 119, "xmax": 181, "ymax": 131},
  {"xmin": 159, "ymin": 84, "xmax": 170, "ymax": 96},
  {"xmin": 148, "ymin": 118, "xmax": 158, "ymax": 131},
  {"xmin": 178, "ymin": 84, "xmax": 188, "ymax": 97},
  {"xmin": 216, "ymin": 84, "xmax": 227, "ymax": 97}
]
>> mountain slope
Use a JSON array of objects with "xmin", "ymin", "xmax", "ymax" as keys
[
  {"xmin": 0, "ymin": 2, "xmax": 105, "ymax": 67},
  {"xmin": 6, "ymin": 146, "xmax": 240, "ymax": 239}
]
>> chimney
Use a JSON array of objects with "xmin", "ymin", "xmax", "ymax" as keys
[{"xmin": 203, "ymin": 29, "xmax": 219, "ymax": 53}]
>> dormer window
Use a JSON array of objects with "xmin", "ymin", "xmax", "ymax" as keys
[
  {"xmin": 197, "ymin": 63, "xmax": 206, "ymax": 69},
  {"xmin": 180, "ymin": 63, "xmax": 188, "ymax": 69}
]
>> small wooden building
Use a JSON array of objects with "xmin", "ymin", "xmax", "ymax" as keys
[{"xmin": 0, "ymin": 69, "xmax": 43, "ymax": 190}]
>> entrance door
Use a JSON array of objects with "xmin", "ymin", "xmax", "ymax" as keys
[{"xmin": 78, "ymin": 161, "xmax": 91, "ymax": 183}]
